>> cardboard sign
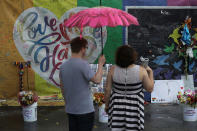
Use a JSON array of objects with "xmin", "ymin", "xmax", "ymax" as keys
[{"xmin": 151, "ymin": 80, "xmax": 184, "ymax": 103}]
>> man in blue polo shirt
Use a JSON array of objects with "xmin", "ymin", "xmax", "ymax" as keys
[{"xmin": 59, "ymin": 37, "xmax": 105, "ymax": 131}]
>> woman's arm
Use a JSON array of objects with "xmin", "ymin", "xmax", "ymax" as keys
[
  {"xmin": 141, "ymin": 66, "xmax": 154, "ymax": 92},
  {"xmin": 104, "ymin": 66, "xmax": 114, "ymax": 112}
]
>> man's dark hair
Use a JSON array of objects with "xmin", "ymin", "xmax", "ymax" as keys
[
  {"xmin": 70, "ymin": 37, "xmax": 88, "ymax": 53},
  {"xmin": 115, "ymin": 45, "xmax": 138, "ymax": 68}
]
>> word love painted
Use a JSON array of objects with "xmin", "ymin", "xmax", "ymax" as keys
[
  {"xmin": 13, "ymin": 7, "xmax": 107, "ymax": 87},
  {"xmin": 26, "ymin": 13, "xmax": 69, "ymax": 86}
]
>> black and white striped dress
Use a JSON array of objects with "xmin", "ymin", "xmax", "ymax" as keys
[{"xmin": 108, "ymin": 65, "xmax": 144, "ymax": 131}]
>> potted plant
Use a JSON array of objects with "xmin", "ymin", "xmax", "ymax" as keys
[
  {"xmin": 177, "ymin": 89, "xmax": 197, "ymax": 121},
  {"xmin": 18, "ymin": 91, "xmax": 38, "ymax": 122},
  {"xmin": 93, "ymin": 92, "xmax": 104, "ymax": 106},
  {"xmin": 93, "ymin": 92, "xmax": 108, "ymax": 123},
  {"xmin": 18, "ymin": 91, "xmax": 38, "ymax": 107}
]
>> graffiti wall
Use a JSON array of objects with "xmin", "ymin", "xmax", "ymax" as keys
[
  {"xmin": 0, "ymin": 0, "xmax": 197, "ymax": 99},
  {"xmin": 127, "ymin": 7, "xmax": 197, "ymax": 85},
  {"xmin": 0, "ymin": 0, "xmax": 121, "ymax": 98},
  {"xmin": 0, "ymin": 0, "xmax": 34, "ymax": 98},
  {"xmin": 123, "ymin": 0, "xmax": 197, "ymax": 87},
  {"xmin": 13, "ymin": 7, "xmax": 107, "ymax": 87}
]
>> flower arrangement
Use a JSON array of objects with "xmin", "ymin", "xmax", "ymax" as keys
[
  {"xmin": 93, "ymin": 92, "xmax": 104, "ymax": 106},
  {"xmin": 177, "ymin": 89, "xmax": 197, "ymax": 108},
  {"xmin": 18, "ymin": 91, "xmax": 38, "ymax": 107}
]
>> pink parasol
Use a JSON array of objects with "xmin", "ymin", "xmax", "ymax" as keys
[
  {"xmin": 64, "ymin": 5, "xmax": 139, "ymax": 54},
  {"xmin": 64, "ymin": 7, "xmax": 139, "ymax": 28}
]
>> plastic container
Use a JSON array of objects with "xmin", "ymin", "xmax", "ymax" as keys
[
  {"xmin": 183, "ymin": 105, "xmax": 197, "ymax": 121},
  {"xmin": 22, "ymin": 102, "xmax": 37, "ymax": 122},
  {"xmin": 99, "ymin": 104, "xmax": 108, "ymax": 123}
]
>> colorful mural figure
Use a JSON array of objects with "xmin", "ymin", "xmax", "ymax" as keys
[
  {"xmin": 13, "ymin": 7, "xmax": 107, "ymax": 87},
  {"xmin": 153, "ymin": 19, "xmax": 197, "ymax": 80}
]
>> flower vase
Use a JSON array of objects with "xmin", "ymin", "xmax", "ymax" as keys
[
  {"xmin": 98, "ymin": 104, "xmax": 108, "ymax": 123},
  {"xmin": 183, "ymin": 104, "xmax": 197, "ymax": 121},
  {"xmin": 22, "ymin": 102, "xmax": 37, "ymax": 122}
]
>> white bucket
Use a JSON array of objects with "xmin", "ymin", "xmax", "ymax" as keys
[
  {"xmin": 99, "ymin": 104, "xmax": 108, "ymax": 123},
  {"xmin": 22, "ymin": 102, "xmax": 37, "ymax": 122},
  {"xmin": 183, "ymin": 105, "xmax": 197, "ymax": 121}
]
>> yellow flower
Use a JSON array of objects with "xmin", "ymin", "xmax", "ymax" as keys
[{"xmin": 187, "ymin": 97, "xmax": 191, "ymax": 101}]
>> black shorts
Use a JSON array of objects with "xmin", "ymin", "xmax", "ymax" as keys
[{"xmin": 67, "ymin": 112, "xmax": 95, "ymax": 131}]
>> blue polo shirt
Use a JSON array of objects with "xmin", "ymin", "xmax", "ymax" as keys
[{"xmin": 60, "ymin": 58, "xmax": 95, "ymax": 114}]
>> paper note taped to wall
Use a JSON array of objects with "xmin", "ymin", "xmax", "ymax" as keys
[
  {"xmin": 151, "ymin": 80, "xmax": 184, "ymax": 103},
  {"xmin": 181, "ymin": 75, "xmax": 194, "ymax": 91}
]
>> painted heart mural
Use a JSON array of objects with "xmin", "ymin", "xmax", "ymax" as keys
[{"xmin": 13, "ymin": 7, "xmax": 107, "ymax": 87}]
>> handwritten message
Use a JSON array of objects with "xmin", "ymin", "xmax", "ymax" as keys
[{"xmin": 13, "ymin": 7, "xmax": 107, "ymax": 87}]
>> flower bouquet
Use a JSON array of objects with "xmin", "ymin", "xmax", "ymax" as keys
[
  {"xmin": 93, "ymin": 92, "xmax": 104, "ymax": 106},
  {"xmin": 93, "ymin": 92, "xmax": 108, "ymax": 123},
  {"xmin": 18, "ymin": 91, "xmax": 38, "ymax": 107},
  {"xmin": 177, "ymin": 89, "xmax": 197, "ymax": 108}
]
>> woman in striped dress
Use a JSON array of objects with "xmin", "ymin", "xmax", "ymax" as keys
[{"xmin": 104, "ymin": 45, "xmax": 154, "ymax": 131}]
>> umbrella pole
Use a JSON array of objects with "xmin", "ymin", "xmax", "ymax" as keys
[
  {"xmin": 101, "ymin": 27, "xmax": 103, "ymax": 55},
  {"xmin": 101, "ymin": 27, "xmax": 106, "ymax": 66},
  {"xmin": 100, "ymin": 0, "xmax": 103, "ymax": 55}
]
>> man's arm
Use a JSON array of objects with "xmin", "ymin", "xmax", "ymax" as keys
[
  {"xmin": 90, "ymin": 64, "xmax": 103, "ymax": 84},
  {"xmin": 59, "ymin": 72, "xmax": 65, "ymax": 100},
  {"xmin": 90, "ymin": 55, "xmax": 106, "ymax": 84}
]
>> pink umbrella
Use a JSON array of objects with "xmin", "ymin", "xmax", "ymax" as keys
[
  {"xmin": 64, "ymin": 6, "xmax": 139, "ymax": 54},
  {"xmin": 65, "ymin": 7, "xmax": 139, "ymax": 28}
]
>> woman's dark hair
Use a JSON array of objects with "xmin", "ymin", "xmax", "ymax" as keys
[
  {"xmin": 115, "ymin": 45, "xmax": 138, "ymax": 68},
  {"xmin": 70, "ymin": 37, "xmax": 88, "ymax": 53}
]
